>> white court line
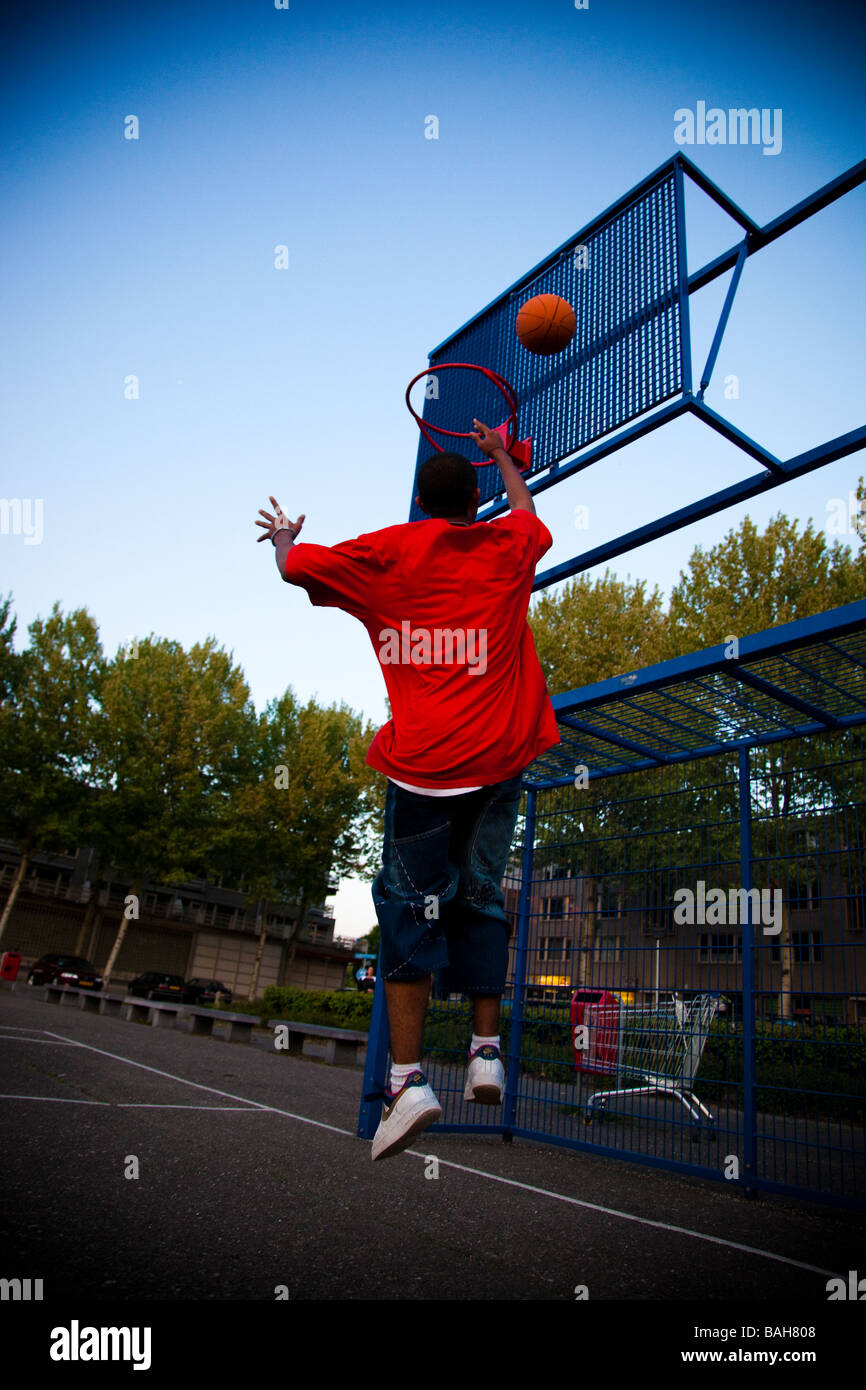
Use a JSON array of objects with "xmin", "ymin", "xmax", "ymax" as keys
[
  {"xmin": 44, "ymin": 1031, "xmax": 345, "ymax": 1133},
  {"xmin": 44, "ymin": 1029, "xmax": 836, "ymax": 1278},
  {"xmin": 118, "ymin": 1104, "xmax": 268, "ymax": 1111},
  {"xmin": 0, "ymin": 1096, "xmax": 264, "ymax": 1110},
  {"xmin": 401, "ymin": 1150, "xmax": 836, "ymax": 1278},
  {"xmin": 0, "ymin": 1025, "xmax": 55, "ymax": 1032},
  {"xmin": 0, "ymin": 1094, "xmax": 110, "ymax": 1105},
  {"xmin": 0, "ymin": 1036, "xmax": 80, "ymax": 1045}
]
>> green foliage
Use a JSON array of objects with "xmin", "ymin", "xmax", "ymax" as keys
[
  {"xmin": 698, "ymin": 1020, "xmax": 866, "ymax": 1123},
  {"xmin": 440, "ymin": 1009, "xmax": 866, "ymax": 1119},
  {"xmin": 218, "ymin": 693, "xmax": 384, "ymax": 922},
  {"xmin": 530, "ymin": 571, "xmax": 666, "ymax": 696},
  {"xmin": 0, "ymin": 600, "xmax": 103, "ymax": 855},
  {"xmin": 664, "ymin": 512, "xmax": 866, "ymax": 656},
  {"xmin": 261, "ymin": 985, "xmax": 373, "ymax": 1030},
  {"xmin": 90, "ymin": 635, "xmax": 256, "ymax": 887}
]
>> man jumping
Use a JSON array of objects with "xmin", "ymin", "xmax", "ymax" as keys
[{"xmin": 255, "ymin": 421, "xmax": 559, "ymax": 1160}]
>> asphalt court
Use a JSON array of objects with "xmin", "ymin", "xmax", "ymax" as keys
[{"xmin": 1, "ymin": 989, "xmax": 863, "ymax": 1303}]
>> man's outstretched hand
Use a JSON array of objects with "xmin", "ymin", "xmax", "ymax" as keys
[
  {"xmin": 255, "ymin": 496, "xmax": 305, "ymax": 543},
  {"xmin": 469, "ymin": 419, "xmax": 507, "ymax": 457}
]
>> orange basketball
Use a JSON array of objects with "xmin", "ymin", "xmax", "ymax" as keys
[{"xmin": 515, "ymin": 293, "xmax": 576, "ymax": 356}]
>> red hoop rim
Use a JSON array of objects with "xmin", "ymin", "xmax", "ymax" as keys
[{"xmin": 405, "ymin": 362, "xmax": 518, "ymax": 460}]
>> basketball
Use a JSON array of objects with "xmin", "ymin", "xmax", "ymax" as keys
[{"xmin": 515, "ymin": 293, "xmax": 576, "ymax": 356}]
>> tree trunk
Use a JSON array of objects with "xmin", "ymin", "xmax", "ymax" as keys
[
  {"xmin": 774, "ymin": 881, "xmax": 793, "ymax": 1021},
  {"xmin": 282, "ymin": 889, "xmax": 308, "ymax": 985},
  {"xmin": 74, "ymin": 893, "xmax": 100, "ymax": 958},
  {"xmin": 102, "ymin": 880, "xmax": 141, "ymax": 989},
  {"xmin": 248, "ymin": 898, "xmax": 268, "ymax": 1002},
  {"xmin": 0, "ymin": 849, "xmax": 29, "ymax": 949},
  {"xmin": 578, "ymin": 883, "xmax": 601, "ymax": 989}
]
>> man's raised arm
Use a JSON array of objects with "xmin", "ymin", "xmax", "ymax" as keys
[
  {"xmin": 469, "ymin": 419, "xmax": 535, "ymax": 515},
  {"xmin": 254, "ymin": 495, "xmax": 305, "ymax": 579}
]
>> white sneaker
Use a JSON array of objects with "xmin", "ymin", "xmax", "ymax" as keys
[
  {"xmin": 371, "ymin": 1070, "xmax": 442, "ymax": 1161},
  {"xmin": 463, "ymin": 1044, "xmax": 505, "ymax": 1104}
]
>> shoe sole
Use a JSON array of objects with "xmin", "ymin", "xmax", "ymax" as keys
[
  {"xmin": 464, "ymin": 1083, "xmax": 503, "ymax": 1105},
  {"xmin": 371, "ymin": 1103, "xmax": 442, "ymax": 1161}
]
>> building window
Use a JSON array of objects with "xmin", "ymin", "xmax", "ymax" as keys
[
  {"xmin": 787, "ymin": 878, "xmax": 821, "ymax": 910},
  {"xmin": 771, "ymin": 931, "xmax": 823, "ymax": 964},
  {"xmin": 600, "ymin": 884, "xmax": 621, "ymax": 917},
  {"xmin": 594, "ymin": 935, "xmax": 626, "ymax": 964},
  {"xmin": 538, "ymin": 935, "xmax": 570, "ymax": 964},
  {"xmin": 698, "ymin": 933, "xmax": 741, "ymax": 964},
  {"xmin": 543, "ymin": 896, "xmax": 565, "ymax": 919}
]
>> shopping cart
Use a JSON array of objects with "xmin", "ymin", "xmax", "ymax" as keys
[{"xmin": 581, "ymin": 994, "xmax": 721, "ymax": 1137}]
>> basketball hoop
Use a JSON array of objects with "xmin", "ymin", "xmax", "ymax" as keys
[{"xmin": 405, "ymin": 362, "xmax": 532, "ymax": 470}]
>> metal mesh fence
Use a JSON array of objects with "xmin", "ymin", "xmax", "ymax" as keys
[{"xmin": 410, "ymin": 731, "xmax": 866, "ymax": 1206}]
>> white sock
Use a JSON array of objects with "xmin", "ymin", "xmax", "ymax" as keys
[
  {"xmin": 471, "ymin": 1033, "xmax": 500, "ymax": 1054},
  {"xmin": 389, "ymin": 1060, "xmax": 420, "ymax": 1094}
]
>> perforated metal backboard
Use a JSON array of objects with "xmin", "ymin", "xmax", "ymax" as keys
[
  {"xmin": 407, "ymin": 154, "xmax": 866, "ymax": 586},
  {"xmin": 409, "ymin": 163, "xmax": 687, "ymax": 522}
]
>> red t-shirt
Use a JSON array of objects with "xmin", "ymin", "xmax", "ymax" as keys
[{"xmin": 281, "ymin": 510, "xmax": 561, "ymax": 787}]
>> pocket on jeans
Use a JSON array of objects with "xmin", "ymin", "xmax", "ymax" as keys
[{"xmin": 384, "ymin": 820, "xmax": 453, "ymax": 901}]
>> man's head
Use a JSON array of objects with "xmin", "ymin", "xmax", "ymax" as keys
[{"xmin": 415, "ymin": 452, "xmax": 482, "ymax": 522}]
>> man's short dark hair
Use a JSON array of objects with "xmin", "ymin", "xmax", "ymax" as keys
[{"xmin": 416, "ymin": 452, "xmax": 478, "ymax": 518}]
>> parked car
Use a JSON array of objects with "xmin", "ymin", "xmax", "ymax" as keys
[
  {"xmin": 27, "ymin": 954, "xmax": 104, "ymax": 989},
  {"xmin": 128, "ymin": 971, "xmax": 185, "ymax": 1001},
  {"xmin": 182, "ymin": 978, "xmax": 232, "ymax": 1006}
]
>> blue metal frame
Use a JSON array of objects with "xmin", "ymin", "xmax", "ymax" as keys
[
  {"xmin": 502, "ymin": 788, "xmax": 536, "ymax": 1134},
  {"xmin": 411, "ymin": 153, "xmax": 866, "ymax": 583},
  {"xmin": 527, "ymin": 599, "xmax": 866, "ymax": 787},
  {"xmin": 528, "ymin": 420, "xmax": 866, "ymax": 588},
  {"xmin": 359, "ymin": 602, "xmax": 866, "ymax": 1207},
  {"xmin": 737, "ymin": 747, "xmax": 758, "ymax": 1197},
  {"xmin": 369, "ymin": 157, "xmax": 866, "ymax": 1205},
  {"xmin": 698, "ymin": 239, "xmax": 747, "ymax": 399}
]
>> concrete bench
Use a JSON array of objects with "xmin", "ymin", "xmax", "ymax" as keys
[
  {"xmin": 121, "ymin": 996, "xmax": 182, "ymax": 1027},
  {"xmin": 44, "ymin": 983, "xmax": 104, "ymax": 1007},
  {"xmin": 267, "ymin": 1018, "xmax": 368, "ymax": 1066},
  {"xmin": 76, "ymin": 989, "xmax": 126, "ymax": 1017},
  {"xmin": 175, "ymin": 1005, "xmax": 261, "ymax": 1043}
]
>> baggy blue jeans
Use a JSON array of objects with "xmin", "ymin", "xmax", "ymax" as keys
[{"xmin": 371, "ymin": 773, "xmax": 524, "ymax": 995}]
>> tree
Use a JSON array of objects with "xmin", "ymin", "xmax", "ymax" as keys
[
  {"xmin": 665, "ymin": 513, "xmax": 866, "ymax": 657},
  {"xmin": 222, "ymin": 692, "xmax": 384, "ymax": 999},
  {"xmin": 90, "ymin": 635, "xmax": 257, "ymax": 985},
  {"xmin": 0, "ymin": 602, "xmax": 103, "ymax": 946},
  {"xmin": 529, "ymin": 571, "xmax": 667, "ymax": 696},
  {"xmin": 665, "ymin": 512, "xmax": 866, "ymax": 1017}
]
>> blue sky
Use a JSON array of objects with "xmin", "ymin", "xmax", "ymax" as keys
[{"xmin": 2, "ymin": 0, "xmax": 864, "ymax": 934}]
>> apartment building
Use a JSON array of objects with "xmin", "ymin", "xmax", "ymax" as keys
[{"xmin": 0, "ymin": 841, "xmax": 351, "ymax": 997}]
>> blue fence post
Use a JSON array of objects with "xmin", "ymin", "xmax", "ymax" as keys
[
  {"xmin": 357, "ymin": 949, "xmax": 390, "ymax": 1139},
  {"xmin": 737, "ymin": 747, "xmax": 758, "ymax": 1196},
  {"xmin": 503, "ymin": 787, "xmax": 536, "ymax": 1133}
]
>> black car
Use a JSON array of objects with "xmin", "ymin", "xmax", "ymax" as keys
[
  {"xmin": 128, "ymin": 971, "xmax": 185, "ymax": 1001},
  {"xmin": 182, "ymin": 978, "xmax": 232, "ymax": 1006},
  {"xmin": 28, "ymin": 954, "xmax": 104, "ymax": 989}
]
